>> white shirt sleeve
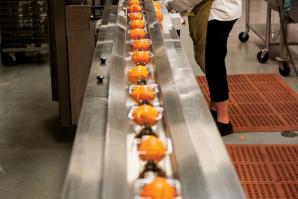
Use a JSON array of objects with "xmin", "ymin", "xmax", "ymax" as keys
[
  {"xmin": 167, "ymin": 0, "xmax": 242, "ymax": 21},
  {"xmin": 209, "ymin": 0, "xmax": 242, "ymax": 21},
  {"xmin": 166, "ymin": 0, "xmax": 204, "ymax": 12}
]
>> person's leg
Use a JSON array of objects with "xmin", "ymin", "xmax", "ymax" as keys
[
  {"xmin": 205, "ymin": 20, "xmax": 227, "ymax": 117},
  {"xmin": 205, "ymin": 20, "xmax": 230, "ymax": 119},
  {"xmin": 205, "ymin": 20, "xmax": 236, "ymax": 134},
  {"xmin": 215, "ymin": 100, "xmax": 229, "ymax": 123}
]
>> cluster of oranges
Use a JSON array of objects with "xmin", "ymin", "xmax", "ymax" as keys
[
  {"xmin": 127, "ymin": 1, "xmax": 178, "ymax": 198},
  {"xmin": 153, "ymin": 1, "xmax": 163, "ymax": 23},
  {"xmin": 127, "ymin": 0, "xmax": 161, "ymax": 137},
  {"xmin": 129, "ymin": 0, "xmax": 147, "ymax": 40},
  {"xmin": 128, "ymin": 0, "xmax": 150, "ymax": 83}
]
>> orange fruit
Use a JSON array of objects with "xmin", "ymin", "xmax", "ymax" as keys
[
  {"xmin": 153, "ymin": 1, "xmax": 162, "ymax": 10},
  {"xmin": 131, "ymin": 86, "xmax": 155, "ymax": 103},
  {"xmin": 129, "ymin": 0, "xmax": 140, "ymax": 5},
  {"xmin": 140, "ymin": 177, "xmax": 177, "ymax": 199},
  {"xmin": 130, "ymin": 4, "xmax": 142, "ymax": 13},
  {"xmin": 130, "ymin": 29, "xmax": 147, "ymax": 39},
  {"xmin": 129, "ymin": 12, "xmax": 143, "ymax": 21},
  {"xmin": 138, "ymin": 135, "xmax": 166, "ymax": 161},
  {"xmin": 133, "ymin": 39, "xmax": 151, "ymax": 51},
  {"xmin": 156, "ymin": 10, "xmax": 163, "ymax": 22},
  {"xmin": 132, "ymin": 51, "xmax": 151, "ymax": 65},
  {"xmin": 132, "ymin": 104, "xmax": 159, "ymax": 126},
  {"xmin": 130, "ymin": 20, "xmax": 145, "ymax": 29},
  {"xmin": 127, "ymin": 65, "xmax": 149, "ymax": 84}
]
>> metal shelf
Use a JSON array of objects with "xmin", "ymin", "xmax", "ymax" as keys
[{"xmin": 0, "ymin": 0, "xmax": 48, "ymax": 64}]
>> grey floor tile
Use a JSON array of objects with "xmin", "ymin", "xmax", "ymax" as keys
[{"xmin": 0, "ymin": 62, "xmax": 73, "ymax": 199}]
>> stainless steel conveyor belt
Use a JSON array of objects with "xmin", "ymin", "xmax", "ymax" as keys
[{"xmin": 61, "ymin": 0, "xmax": 246, "ymax": 199}]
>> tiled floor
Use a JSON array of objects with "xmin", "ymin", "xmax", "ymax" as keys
[
  {"xmin": 197, "ymin": 74, "xmax": 298, "ymax": 132},
  {"xmin": 226, "ymin": 144, "xmax": 298, "ymax": 199},
  {"xmin": 0, "ymin": 60, "xmax": 73, "ymax": 199}
]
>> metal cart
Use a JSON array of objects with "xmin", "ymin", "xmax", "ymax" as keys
[
  {"xmin": 239, "ymin": 0, "xmax": 298, "ymax": 76},
  {"xmin": 0, "ymin": 0, "xmax": 48, "ymax": 65}
]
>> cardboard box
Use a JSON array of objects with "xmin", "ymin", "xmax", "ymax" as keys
[{"xmin": 65, "ymin": 5, "xmax": 95, "ymax": 124}]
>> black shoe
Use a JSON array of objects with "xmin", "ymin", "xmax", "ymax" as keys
[
  {"xmin": 216, "ymin": 122, "xmax": 233, "ymax": 136},
  {"xmin": 210, "ymin": 109, "xmax": 217, "ymax": 121}
]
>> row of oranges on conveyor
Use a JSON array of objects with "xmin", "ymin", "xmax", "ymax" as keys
[{"xmin": 126, "ymin": 0, "xmax": 182, "ymax": 198}]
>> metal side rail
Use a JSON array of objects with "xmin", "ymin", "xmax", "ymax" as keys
[
  {"xmin": 61, "ymin": 1, "xmax": 119, "ymax": 198},
  {"xmin": 144, "ymin": 1, "xmax": 246, "ymax": 198}
]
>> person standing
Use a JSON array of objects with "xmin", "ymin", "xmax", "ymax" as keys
[{"xmin": 166, "ymin": 0, "xmax": 242, "ymax": 136}]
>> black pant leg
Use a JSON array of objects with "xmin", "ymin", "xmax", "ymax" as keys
[{"xmin": 205, "ymin": 20, "xmax": 236, "ymax": 102}]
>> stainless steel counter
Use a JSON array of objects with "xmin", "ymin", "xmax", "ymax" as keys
[{"xmin": 62, "ymin": 0, "xmax": 246, "ymax": 198}]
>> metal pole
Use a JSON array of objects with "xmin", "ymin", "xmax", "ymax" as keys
[
  {"xmin": 280, "ymin": 11, "xmax": 288, "ymax": 62},
  {"xmin": 92, "ymin": 0, "xmax": 96, "ymax": 19},
  {"xmin": 265, "ymin": 2, "xmax": 272, "ymax": 51},
  {"xmin": 245, "ymin": 0, "xmax": 251, "ymax": 33}
]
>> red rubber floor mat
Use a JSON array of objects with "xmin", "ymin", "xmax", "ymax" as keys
[
  {"xmin": 197, "ymin": 74, "xmax": 298, "ymax": 132},
  {"xmin": 226, "ymin": 144, "xmax": 298, "ymax": 199}
]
